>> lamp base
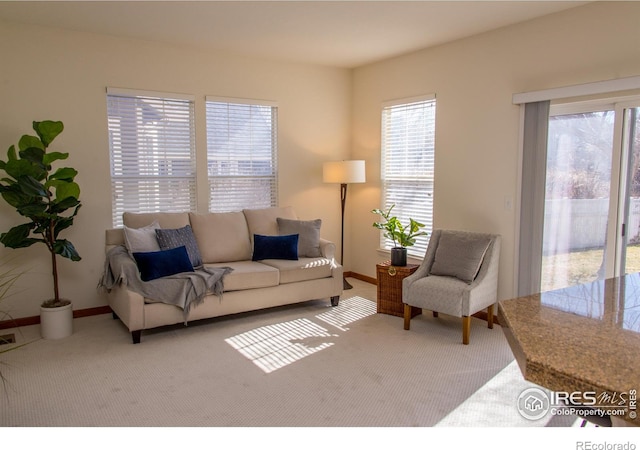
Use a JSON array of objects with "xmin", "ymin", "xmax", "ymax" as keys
[{"xmin": 343, "ymin": 277, "xmax": 353, "ymax": 290}]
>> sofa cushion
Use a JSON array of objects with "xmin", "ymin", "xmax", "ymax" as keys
[
  {"xmin": 260, "ymin": 257, "xmax": 333, "ymax": 284},
  {"xmin": 277, "ymin": 217, "xmax": 322, "ymax": 258},
  {"xmin": 243, "ymin": 206, "xmax": 297, "ymax": 238},
  {"xmin": 189, "ymin": 212, "xmax": 252, "ymax": 263},
  {"xmin": 205, "ymin": 261, "xmax": 279, "ymax": 291},
  {"xmin": 155, "ymin": 225, "xmax": 203, "ymax": 268},
  {"xmin": 252, "ymin": 234, "xmax": 299, "ymax": 261},
  {"xmin": 430, "ymin": 231, "xmax": 491, "ymax": 283},
  {"xmin": 123, "ymin": 212, "xmax": 190, "ymax": 230},
  {"xmin": 123, "ymin": 220, "xmax": 161, "ymax": 254},
  {"xmin": 132, "ymin": 246, "xmax": 194, "ymax": 282}
]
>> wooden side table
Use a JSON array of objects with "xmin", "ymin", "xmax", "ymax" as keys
[{"xmin": 376, "ymin": 261, "xmax": 422, "ymax": 318}]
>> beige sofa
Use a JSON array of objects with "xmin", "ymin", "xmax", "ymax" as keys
[{"xmin": 103, "ymin": 206, "xmax": 343, "ymax": 343}]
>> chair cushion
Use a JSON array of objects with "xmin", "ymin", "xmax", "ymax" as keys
[
  {"xmin": 252, "ymin": 234, "xmax": 299, "ymax": 261},
  {"xmin": 277, "ymin": 217, "xmax": 322, "ymax": 257},
  {"xmin": 132, "ymin": 246, "xmax": 194, "ymax": 282},
  {"xmin": 406, "ymin": 275, "xmax": 469, "ymax": 317},
  {"xmin": 429, "ymin": 231, "xmax": 491, "ymax": 283},
  {"xmin": 155, "ymin": 225, "xmax": 203, "ymax": 268},
  {"xmin": 123, "ymin": 221, "xmax": 161, "ymax": 254}
]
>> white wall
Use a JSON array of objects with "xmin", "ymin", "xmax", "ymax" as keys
[
  {"xmin": 0, "ymin": 21, "xmax": 351, "ymax": 319},
  {"xmin": 349, "ymin": 1, "xmax": 640, "ymax": 300}
]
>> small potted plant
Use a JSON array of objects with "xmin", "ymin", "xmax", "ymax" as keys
[
  {"xmin": 372, "ymin": 204, "xmax": 428, "ymax": 266},
  {"xmin": 0, "ymin": 121, "xmax": 81, "ymax": 339}
]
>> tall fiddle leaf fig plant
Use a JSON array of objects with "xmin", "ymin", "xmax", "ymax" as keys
[{"xmin": 0, "ymin": 121, "xmax": 81, "ymax": 308}]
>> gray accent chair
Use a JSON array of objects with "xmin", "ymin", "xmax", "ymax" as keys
[{"xmin": 402, "ymin": 229, "xmax": 501, "ymax": 345}]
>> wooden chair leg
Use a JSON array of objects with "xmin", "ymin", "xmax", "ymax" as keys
[
  {"xmin": 487, "ymin": 304, "xmax": 494, "ymax": 329},
  {"xmin": 462, "ymin": 316, "xmax": 471, "ymax": 345},
  {"xmin": 404, "ymin": 304, "xmax": 411, "ymax": 330}
]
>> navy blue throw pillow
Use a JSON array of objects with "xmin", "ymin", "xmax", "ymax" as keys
[
  {"xmin": 133, "ymin": 245, "xmax": 195, "ymax": 282},
  {"xmin": 252, "ymin": 234, "xmax": 299, "ymax": 261}
]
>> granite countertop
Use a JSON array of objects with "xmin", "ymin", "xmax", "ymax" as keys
[{"xmin": 498, "ymin": 273, "xmax": 640, "ymax": 426}]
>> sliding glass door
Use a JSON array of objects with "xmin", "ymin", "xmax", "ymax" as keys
[{"xmin": 540, "ymin": 100, "xmax": 640, "ymax": 292}]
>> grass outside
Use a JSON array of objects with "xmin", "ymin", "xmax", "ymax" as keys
[{"xmin": 541, "ymin": 244, "xmax": 640, "ymax": 292}]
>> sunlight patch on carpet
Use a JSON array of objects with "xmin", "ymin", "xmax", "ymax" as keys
[
  {"xmin": 315, "ymin": 296, "xmax": 377, "ymax": 331},
  {"xmin": 225, "ymin": 318, "xmax": 337, "ymax": 373},
  {"xmin": 435, "ymin": 360, "xmax": 554, "ymax": 427}
]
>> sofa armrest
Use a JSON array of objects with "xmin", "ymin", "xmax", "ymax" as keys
[
  {"xmin": 319, "ymin": 238, "xmax": 336, "ymax": 259},
  {"xmin": 107, "ymin": 284, "xmax": 145, "ymax": 332}
]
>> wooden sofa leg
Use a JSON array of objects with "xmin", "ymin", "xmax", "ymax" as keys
[
  {"xmin": 404, "ymin": 304, "xmax": 411, "ymax": 330},
  {"xmin": 462, "ymin": 316, "xmax": 471, "ymax": 345},
  {"xmin": 132, "ymin": 330, "xmax": 142, "ymax": 344},
  {"xmin": 432, "ymin": 311, "xmax": 439, "ymax": 318},
  {"xmin": 330, "ymin": 296, "xmax": 340, "ymax": 307},
  {"xmin": 487, "ymin": 304, "xmax": 494, "ymax": 329}
]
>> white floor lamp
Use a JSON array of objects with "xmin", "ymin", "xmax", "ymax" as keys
[{"xmin": 323, "ymin": 160, "xmax": 366, "ymax": 290}]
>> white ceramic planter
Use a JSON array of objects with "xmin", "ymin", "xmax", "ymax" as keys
[{"xmin": 40, "ymin": 302, "xmax": 73, "ymax": 339}]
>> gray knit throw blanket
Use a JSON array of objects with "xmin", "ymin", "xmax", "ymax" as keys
[{"xmin": 99, "ymin": 245, "xmax": 233, "ymax": 323}]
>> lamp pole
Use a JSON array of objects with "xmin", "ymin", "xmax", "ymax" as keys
[{"xmin": 340, "ymin": 182, "xmax": 352, "ymax": 289}]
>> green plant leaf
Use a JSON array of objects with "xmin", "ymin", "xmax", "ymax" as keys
[
  {"xmin": 43, "ymin": 152, "xmax": 69, "ymax": 166},
  {"xmin": 16, "ymin": 175, "xmax": 48, "ymax": 197},
  {"xmin": 3, "ymin": 159, "xmax": 31, "ymax": 180},
  {"xmin": 50, "ymin": 196, "xmax": 80, "ymax": 214},
  {"xmin": 33, "ymin": 121, "xmax": 64, "ymax": 148},
  {"xmin": 18, "ymin": 147, "xmax": 45, "ymax": 166},
  {"xmin": 49, "ymin": 167, "xmax": 76, "ymax": 182},
  {"xmin": 18, "ymin": 135, "xmax": 44, "ymax": 152},
  {"xmin": 16, "ymin": 202, "xmax": 48, "ymax": 220},
  {"xmin": 53, "ymin": 216, "xmax": 74, "ymax": 239},
  {"xmin": 53, "ymin": 239, "xmax": 81, "ymax": 261},
  {"xmin": 52, "ymin": 180, "xmax": 80, "ymax": 202},
  {"xmin": 17, "ymin": 202, "xmax": 48, "ymax": 218},
  {"xmin": 0, "ymin": 191, "xmax": 29, "ymax": 209},
  {"xmin": 7, "ymin": 145, "xmax": 17, "ymax": 161},
  {"xmin": 3, "ymin": 159, "xmax": 46, "ymax": 181},
  {"xmin": 0, "ymin": 223, "xmax": 38, "ymax": 249}
]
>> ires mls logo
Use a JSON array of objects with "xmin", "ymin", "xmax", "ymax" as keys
[{"xmin": 517, "ymin": 387, "xmax": 635, "ymax": 421}]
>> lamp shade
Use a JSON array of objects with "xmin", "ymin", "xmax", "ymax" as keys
[{"xmin": 323, "ymin": 160, "xmax": 366, "ymax": 184}]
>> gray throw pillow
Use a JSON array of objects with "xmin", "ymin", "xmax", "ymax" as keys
[
  {"xmin": 429, "ymin": 232, "xmax": 491, "ymax": 283},
  {"xmin": 155, "ymin": 225, "xmax": 203, "ymax": 268},
  {"xmin": 276, "ymin": 217, "xmax": 322, "ymax": 258},
  {"xmin": 123, "ymin": 221, "xmax": 161, "ymax": 254}
]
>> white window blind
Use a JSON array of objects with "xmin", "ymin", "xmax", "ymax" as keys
[
  {"xmin": 107, "ymin": 88, "xmax": 196, "ymax": 227},
  {"xmin": 380, "ymin": 95, "xmax": 436, "ymax": 258},
  {"xmin": 206, "ymin": 97, "xmax": 278, "ymax": 212}
]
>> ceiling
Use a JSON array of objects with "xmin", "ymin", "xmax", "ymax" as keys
[{"xmin": 0, "ymin": 1, "xmax": 589, "ymax": 68}]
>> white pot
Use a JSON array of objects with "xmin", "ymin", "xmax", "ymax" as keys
[{"xmin": 40, "ymin": 302, "xmax": 73, "ymax": 339}]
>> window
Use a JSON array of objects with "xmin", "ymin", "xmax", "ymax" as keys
[
  {"xmin": 380, "ymin": 95, "xmax": 436, "ymax": 258},
  {"xmin": 542, "ymin": 106, "xmax": 615, "ymax": 292},
  {"xmin": 518, "ymin": 94, "xmax": 640, "ymax": 295},
  {"xmin": 206, "ymin": 97, "xmax": 278, "ymax": 212},
  {"xmin": 107, "ymin": 88, "xmax": 196, "ymax": 227}
]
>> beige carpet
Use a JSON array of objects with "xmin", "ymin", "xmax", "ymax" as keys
[{"xmin": 0, "ymin": 278, "xmax": 533, "ymax": 428}]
